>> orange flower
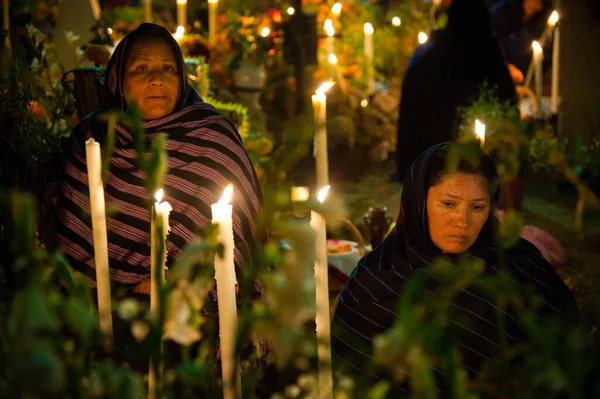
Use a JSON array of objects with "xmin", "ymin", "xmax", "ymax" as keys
[{"xmin": 28, "ymin": 101, "xmax": 47, "ymax": 119}]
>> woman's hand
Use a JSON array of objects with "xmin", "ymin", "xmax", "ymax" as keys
[
  {"xmin": 133, "ymin": 278, "xmax": 151, "ymax": 295},
  {"xmin": 508, "ymin": 63, "xmax": 524, "ymax": 84}
]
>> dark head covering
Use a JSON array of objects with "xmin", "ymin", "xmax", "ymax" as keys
[
  {"xmin": 104, "ymin": 23, "xmax": 201, "ymax": 114},
  {"xmin": 446, "ymin": 0, "xmax": 494, "ymax": 38},
  {"xmin": 332, "ymin": 143, "xmax": 578, "ymax": 396}
]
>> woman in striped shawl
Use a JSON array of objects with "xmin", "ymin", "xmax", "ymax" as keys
[
  {"xmin": 58, "ymin": 23, "xmax": 262, "ymax": 295},
  {"xmin": 331, "ymin": 143, "xmax": 578, "ymax": 396}
]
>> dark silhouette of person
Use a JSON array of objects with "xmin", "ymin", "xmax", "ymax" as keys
[{"xmin": 392, "ymin": 0, "xmax": 517, "ymax": 183}]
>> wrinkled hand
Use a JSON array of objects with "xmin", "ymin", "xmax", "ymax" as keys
[{"xmin": 133, "ymin": 278, "xmax": 151, "ymax": 295}]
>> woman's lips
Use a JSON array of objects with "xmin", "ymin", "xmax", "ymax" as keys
[{"xmin": 447, "ymin": 235, "xmax": 469, "ymax": 242}]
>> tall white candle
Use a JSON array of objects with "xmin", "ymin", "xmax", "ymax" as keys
[
  {"xmin": 312, "ymin": 82, "xmax": 335, "ymax": 188},
  {"xmin": 85, "ymin": 138, "xmax": 113, "ymax": 352},
  {"xmin": 363, "ymin": 22, "xmax": 374, "ymax": 95},
  {"xmin": 310, "ymin": 186, "xmax": 333, "ymax": 399},
  {"xmin": 148, "ymin": 188, "xmax": 172, "ymax": 399},
  {"xmin": 177, "ymin": 0, "xmax": 187, "ymax": 28},
  {"xmin": 211, "ymin": 184, "xmax": 242, "ymax": 399},
  {"xmin": 324, "ymin": 19, "xmax": 335, "ymax": 54},
  {"xmin": 208, "ymin": 0, "xmax": 218, "ymax": 45},
  {"xmin": 549, "ymin": 11, "xmax": 560, "ymax": 114},
  {"xmin": 532, "ymin": 40, "xmax": 543, "ymax": 115},
  {"xmin": 144, "ymin": 0, "xmax": 152, "ymax": 23}
]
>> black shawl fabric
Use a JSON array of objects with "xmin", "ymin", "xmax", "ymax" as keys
[
  {"xmin": 57, "ymin": 24, "xmax": 262, "ymax": 290},
  {"xmin": 394, "ymin": 0, "xmax": 517, "ymax": 181},
  {"xmin": 332, "ymin": 143, "xmax": 578, "ymax": 396}
]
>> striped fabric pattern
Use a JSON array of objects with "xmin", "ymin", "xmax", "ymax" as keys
[
  {"xmin": 331, "ymin": 143, "xmax": 578, "ymax": 396},
  {"xmin": 58, "ymin": 102, "xmax": 261, "ymax": 290}
]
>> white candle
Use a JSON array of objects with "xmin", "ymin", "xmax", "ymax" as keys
[
  {"xmin": 144, "ymin": 0, "xmax": 152, "ymax": 23},
  {"xmin": 363, "ymin": 22, "xmax": 374, "ymax": 95},
  {"xmin": 549, "ymin": 11, "xmax": 560, "ymax": 114},
  {"xmin": 211, "ymin": 184, "xmax": 242, "ymax": 399},
  {"xmin": 85, "ymin": 138, "xmax": 113, "ymax": 352},
  {"xmin": 208, "ymin": 0, "xmax": 218, "ymax": 45},
  {"xmin": 312, "ymin": 82, "xmax": 335, "ymax": 188},
  {"xmin": 148, "ymin": 188, "xmax": 172, "ymax": 399},
  {"xmin": 177, "ymin": 0, "xmax": 187, "ymax": 28},
  {"xmin": 310, "ymin": 185, "xmax": 333, "ymax": 399},
  {"xmin": 532, "ymin": 41, "xmax": 544, "ymax": 115},
  {"xmin": 475, "ymin": 119, "xmax": 486, "ymax": 146}
]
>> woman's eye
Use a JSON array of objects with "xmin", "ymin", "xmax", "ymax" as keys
[
  {"xmin": 163, "ymin": 65, "xmax": 176, "ymax": 72},
  {"xmin": 473, "ymin": 205, "xmax": 485, "ymax": 211},
  {"xmin": 442, "ymin": 201, "xmax": 455, "ymax": 208},
  {"xmin": 136, "ymin": 65, "xmax": 148, "ymax": 72}
]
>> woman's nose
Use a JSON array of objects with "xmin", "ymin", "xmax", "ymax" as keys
[
  {"xmin": 149, "ymin": 72, "xmax": 166, "ymax": 86},
  {"xmin": 454, "ymin": 208, "xmax": 470, "ymax": 228}
]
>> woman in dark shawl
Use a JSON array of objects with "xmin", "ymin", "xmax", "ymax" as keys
[
  {"xmin": 332, "ymin": 142, "xmax": 578, "ymax": 396},
  {"xmin": 57, "ymin": 23, "xmax": 262, "ymax": 294},
  {"xmin": 393, "ymin": 0, "xmax": 517, "ymax": 182}
]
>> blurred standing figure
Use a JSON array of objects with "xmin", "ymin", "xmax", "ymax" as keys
[
  {"xmin": 490, "ymin": 0, "xmax": 545, "ymax": 76},
  {"xmin": 393, "ymin": 0, "xmax": 517, "ymax": 183}
]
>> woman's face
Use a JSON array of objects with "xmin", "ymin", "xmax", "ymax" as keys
[
  {"xmin": 123, "ymin": 40, "xmax": 180, "ymax": 120},
  {"xmin": 426, "ymin": 173, "xmax": 491, "ymax": 254}
]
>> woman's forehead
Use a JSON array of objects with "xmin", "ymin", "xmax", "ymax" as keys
[{"xmin": 127, "ymin": 39, "xmax": 175, "ymax": 60}]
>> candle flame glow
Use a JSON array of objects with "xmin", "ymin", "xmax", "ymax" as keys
[
  {"xmin": 328, "ymin": 53, "xmax": 338, "ymax": 65},
  {"xmin": 418, "ymin": 31, "xmax": 428, "ymax": 44},
  {"xmin": 325, "ymin": 25, "xmax": 335, "ymax": 37},
  {"xmin": 364, "ymin": 22, "xmax": 374, "ymax": 35},
  {"xmin": 360, "ymin": 99, "xmax": 368, "ymax": 108},
  {"xmin": 475, "ymin": 119, "xmax": 486, "ymax": 143},
  {"xmin": 532, "ymin": 40, "xmax": 542, "ymax": 54},
  {"xmin": 332, "ymin": 2, "xmax": 342, "ymax": 15},
  {"xmin": 392, "ymin": 16, "xmax": 401, "ymax": 26},
  {"xmin": 107, "ymin": 27, "xmax": 113, "ymax": 35},
  {"xmin": 317, "ymin": 185, "xmax": 330, "ymax": 203},
  {"xmin": 316, "ymin": 81, "xmax": 335, "ymax": 96},
  {"xmin": 548, "ymin": 10, "xmax": 559, "ymax": 26},
  {"xmin": 218, "ymin": 184, "xmax": 234, "ymax": 205},
  {"xmin": 287, "ymin": 7, "xmax": 295, "ymax": 15},
  {"xmin": 291, "ymin": 186, "xmax": 310, "ymax": 202},
  {"xmin": 260, "ymin": 27, "xmax": 270, "ymax": 37},
  {"xmin": 177, "ymin": 0, "xmax": 187, "ymax": 4},
  {"xmin": 155, "ymin": 189, "xmax": 164, "ymax": 203},
  {"xmin": 174, "ymin": 26, "xmax": 185, "ymax": 41},
  {"xmin": 207, "ymin": 0, "xmax": 218, "ymax": 3}
]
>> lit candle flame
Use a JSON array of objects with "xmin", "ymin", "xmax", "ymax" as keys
[
  {"xmin": 260, "ymin": 27, "xmax": 270, "ymax": 37},
  {"xmin": 332, "ymin": 2, "xmax": 342, "ymax": 15},
  {"xmin": 317, "ymin": 185, "xmax": 330, "ymax": 203},
  {"xmin": 475, "ymin": 119, "xmax": 486, "ymax": 144},
  {"xmin": 207, "ymin": 0, "xmax": 218, "ymax": 3},
  {"xmin": 177, "ymin": 0, "xmax": 187, "ymax": 4},
  {"xmin": 392, "ymin": 17, "xmax": 401, "ymax": 27},
  {"xmin": 218, "ymin": 184, "xmax": 234, "ymax": 205},
  {"xmin": 107, "ymin": 27, "xmax": 113, "ymax": 35},
  {"xmin": 360, "ymin": 99, "xmax": 368, "ymax": 108},
  {"xmin": 328, "ymin": 53, "xmax": 338, "ymax": 65},
  {"xmin": 548, "ymin": 10, "xmax": 559, "ymax": 26},
  {"xmin": 418, "ymin": 31, "xmax": 428, "ymax": 44},
  {"xmin": 155, "ymin": 189, "xmax": 164, "ymax": 203},
  {"xmin": 316, "ymin": 81, "xmax": 335, "ymax": 96},
  {"xmin": 532, "ymin": 40, "xmax": 542, "ymax": 54},
  {"xmin": 174, "ymin": 25, "xmax": 185, "ymax": 40},
  {"xmin": 287, "ymin": 7, "xmax": 295, "ymax": 15},
  {"xmin": 325, "ymin": 26, "xmax": 335, "ymax": 37},
  {"xmin": 364, "ymin": 22, "xmax": 374, "ymax": 35}
]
